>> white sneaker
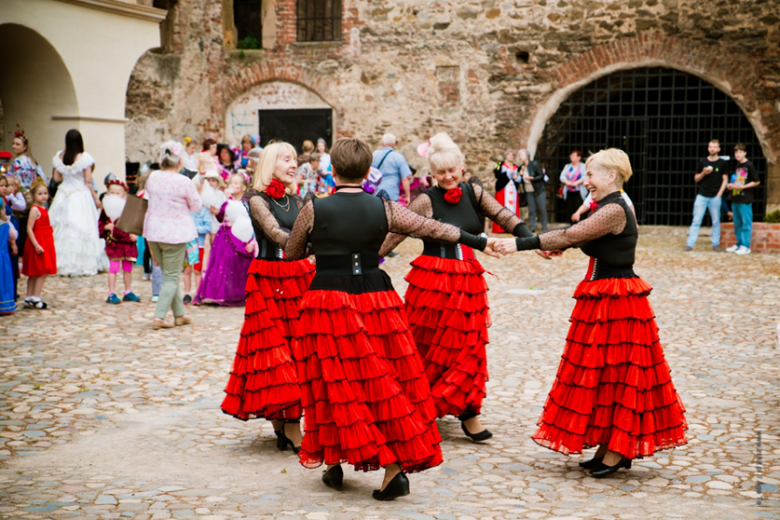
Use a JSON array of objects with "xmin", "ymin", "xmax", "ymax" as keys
[
  {"xmin": 735, "ymin": 246, "xmax": 751, "ymax": 255},
  {"xmin": 726, "ymin": 245, "xmax": 739, "ymax": 253},
  {"xmin": 142, "ymin": 273, "xmax": 151, "ymax": 280}
]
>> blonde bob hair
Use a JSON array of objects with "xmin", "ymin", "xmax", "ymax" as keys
[
  {"xmin": 252, "ymin": 142, "xmax": 298, "ymax": 194},
  {"xmin": 586, "ymin": 148, "xmax": 633, "ymax": 184},
  {"xmin": 426, "ymin": 132, "xmax": 464, "ymax": 171}
]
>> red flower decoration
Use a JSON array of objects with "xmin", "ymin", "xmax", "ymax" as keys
[
  {"xmin": 443, "ymin": 186, "xmax": 463, "ymax": 205},
  {"xmin": 266, "ymin": 179, "xmax": 285, "ymax": 199},
  {"xmin": 589, "ymin": 200, "xmax": 599, "ymax": 211}
]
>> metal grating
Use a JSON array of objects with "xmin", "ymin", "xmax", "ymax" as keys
[
  {"xmin": 296, "ymin": 0, "xmax": 342, "ymax": 42},
  {"xmin": 537, "ymin": 67, "xmax": 767, "ymax": 225},
  {"xmin": 234, "ymin": 0, "xmax": 263, "ymax": 45}
]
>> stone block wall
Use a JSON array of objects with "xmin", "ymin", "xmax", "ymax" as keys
[
  {"xmin": 124, "ymin": 0, "xmax": 780, "ymax": 211},
  {"xmin": 720, "ymin": 222, "xmax": 780, "ymax": 254}
]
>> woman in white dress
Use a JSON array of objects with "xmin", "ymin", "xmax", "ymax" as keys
[{"xmin": 49, "ymin": 129, "xmax": 102, "ymax": 276}]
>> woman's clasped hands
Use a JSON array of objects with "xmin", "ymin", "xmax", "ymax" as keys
[{"xmin": 483, "ymin": 237, "xmax": 563, "ymax": 260}]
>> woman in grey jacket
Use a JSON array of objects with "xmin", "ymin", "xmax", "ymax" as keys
[{"xmin": 518, "ymin": 149, "xmax": 547, "ymax": 232}]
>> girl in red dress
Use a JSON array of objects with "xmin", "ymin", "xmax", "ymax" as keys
[
  {"xmin": 492, "ymin": 150, "xmax": 522, "ymax": 233},
  {"xmin": 285, "ymin": 138, "xmax": 498, "ymax": 501},
  {"xmin": 22, "ymin": 182, "xmax": 57, "ymax": 309},
  {"xmin": 381, "ymin": 134, "xmax": 536, "ymax": 442},
  {"xmin": 497, "ymin": 148, "xmax": 687, "ymax": 477},
  {"xmin": 221, "ymin": 142, "xmax": 315, "ymax": 453}
]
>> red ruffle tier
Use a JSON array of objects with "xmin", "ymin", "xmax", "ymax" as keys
[
  {"xmin": 221, "ymin": 262, "xmax": 302, "ymax": 421},
  {"xmin": 296, "ymin": 289, "xmax": 443, "ymax": 474},
  {"xmin": 404, "ymin": 255, "xmax": 490, "ymax": 418},
  {"xmin": 251, "ymin": 258, "xmax": 315, "ymax": 343},
  {"xmin": 532, "ymin": 276, "xmax": 688, "ymax": 459}
]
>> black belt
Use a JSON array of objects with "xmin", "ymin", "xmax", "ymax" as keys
[
  {"xmin": 258, "ymin": 239, "xmax": 286, "ymax": 261},
  {"xmin": 589, "ymin": 259, "xmax": 636, "ymax": 281},
  {"xmin": 316, "ymin": 253, "xmax": 380, "ymax": 276},
  {"xmin": 422, "ymin": 242, "xmax": 464, "ymax": 260}
]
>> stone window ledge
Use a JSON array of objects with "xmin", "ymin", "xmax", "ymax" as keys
[
  {"xmin": 290, "ymin": 41, "xmax": 343, "ymax": 48},
  {"xmin": 228, "ymin": 49, "xmax": 266, "ymax": 58}
]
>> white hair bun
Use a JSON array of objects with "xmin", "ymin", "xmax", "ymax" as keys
[{"xmin": 426, "ymin": 133, "xmax": 463, "ymax": 170}]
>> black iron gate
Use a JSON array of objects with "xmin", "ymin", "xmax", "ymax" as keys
[
  {"xmin": 258, "ymin": 109, "xmax": 333, "ymax": 153},
  {"xmin": 537, "ymin": 67, "xmax": 767, "ymax": 225}
]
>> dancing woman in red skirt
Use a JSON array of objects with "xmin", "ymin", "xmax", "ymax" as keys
[
  {"xmin": 381, "ymin": 133, "xmax": 535, "ymax": 441},
  {"xmin": 221, "ymin": 142, "xmax": 315, "ymax": 452},
  {"xmin": 285, "ymin": 138, "xmax": 497, "ymax": 500},
  {"xmin": 497, "ymin": 148, "xmax": 687, "ymax": 477}
]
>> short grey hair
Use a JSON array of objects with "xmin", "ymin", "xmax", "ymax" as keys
[
  {"xmin": 517, "ymin": 149, "xmax": 531, "ymax": 160},
  {"xmin": 310, "ymin": 152, "xmax": 321, "ymax": 162},
  {"xmin": 159, "ymin": 140, "xmax": 183, "ymax": 170},
  {"xmin": 381, "ymin": 133, "xmax": 397, "ymax": 146}
]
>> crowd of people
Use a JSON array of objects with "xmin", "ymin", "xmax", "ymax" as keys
[{"xmin": 1, "ymin": 124, "xmax": 762, "ymax": 501}]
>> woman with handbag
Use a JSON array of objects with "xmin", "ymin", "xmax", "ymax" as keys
[
  {"xmin": 559, "ymin": 150, "xmax": 588, "ymax": 223},
  {"xmin": 143, "ymin": 141, "xmax": 203, "ymax": 329}
]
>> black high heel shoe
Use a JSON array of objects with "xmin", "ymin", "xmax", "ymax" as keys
[
  {"xmin": 590, "ymin": 457, "xmax": 632, "ymax": 478},
  {"xmin": 578, "ymin": 456, "xmax": 604, "ymax": 470},
  {"xmin": 322, "ymin": 465, "xmax": 343, "ymax": 490},
  {"xmin": 458, "ymin": 413, "xmax": 493, "ymax": 442},
  {"xmin": 277, "ymin": 425, "xmax": 301, "ymax": 454},
  {"xmin": 372, "ymin": 472, "xmax": 410, "ymax": 501}
]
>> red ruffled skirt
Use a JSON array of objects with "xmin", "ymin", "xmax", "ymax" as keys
[
  {"xmin": 532, "ymin": 273, "xmax": 688, "ymax": 459},
  {"xmin": 252, "ymin": 259, "xmax": 315, "ymax": 342},
  {"xmin": 404, "ymin": 254, "xmax": 490, "ymax": 418},
  {"xmin": 220, "ymin": 260, "xmax": 311, "ymax": 421},
  {"xmin": 297, "ymin": 289, "xmax": 443, "ymax": 474}
]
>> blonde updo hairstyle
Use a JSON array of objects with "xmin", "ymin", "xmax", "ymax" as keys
[
  {"xmin": 585, "ymin": 148, "xmax": 633, "ymax": 186},
  {"xmin": 252, "ymin": 141, "xmax": 298, "ymax": 194},
  {"xmin": 426, "ymin": 133, "xmax": 464, "ymax": 172}
]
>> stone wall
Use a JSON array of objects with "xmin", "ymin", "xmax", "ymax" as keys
[{"xmin": 124, "ymin": 0, "xmax": 780, "ymax": 209}]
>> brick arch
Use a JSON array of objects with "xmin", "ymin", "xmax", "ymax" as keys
[
  {"xmin": 519, "ymin": 33, "xmax": 775, "ymax": 161},
  {"xmin": 223, "ymin": 61, "xmax": 336, "ymax": 110}
]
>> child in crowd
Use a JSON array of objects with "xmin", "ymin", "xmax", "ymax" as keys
[
  {"xmin": 183, "ymin": 204, "xmax": 212, "ymax": 305},
  {"xmin": 195, "ymin": 173, "xmax": 255, "ymax": 306},
  {"xmin": 200, "ymin": 170, "xmax": 227, "ymax": 272},
  {"xmin": 98, "ymin": 180, "xmax": 140, "ymax": 304},
  {"xmin": 22, "ymin": 182, "xmax": 56, "ymax": 309},
  {"xmin": 0, "ymin": 176, "xmax": 22, "ymax": 299},
  {"xmin": 0, "ymin": 199, "xmax": 17, "ymax": 315},
  {"xmin": 727, "ymin": 143, "xmax": 761, "ymax": 255},
  {"xmin": 295, "ymin": 152, "xmax": 321, "ymax": 196}
]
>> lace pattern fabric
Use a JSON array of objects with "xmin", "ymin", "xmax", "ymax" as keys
[
  {"xmin": 248, "ymin": 191, "xmax": 303, "ymax": 248},
  {"xmin": 536, "ymin": 201, "xmax": 627, "ymax": 251},
  {"xmin": 285, "ymin": 195, "xmax": 467, "ymax": 261}
]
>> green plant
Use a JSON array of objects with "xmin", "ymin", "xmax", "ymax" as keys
[
  {"xmin": 237, "ymin": 35, "xmax": 261, "ymax": 50},
  {"xmin": 765, "ymin": 209, "xmax": 780, "ymax": 223}
]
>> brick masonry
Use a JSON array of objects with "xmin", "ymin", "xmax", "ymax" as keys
[
  {"xmin": 720, "ymin": 222, "xmax": 780, "ymax": 253},
  {"xmin": 124, "ymin": 0, "xmax": 780, "ymax": 211}
]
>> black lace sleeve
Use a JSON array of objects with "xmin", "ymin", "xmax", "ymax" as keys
[
  {"xmin": 472, "ymin": 183, "xmax": 533, "ymax": 238},
  {"xmin": 379, "ymin": 193, "xmax": 433, "ymax": 257},
  {"xmin": 383, "ymin": 198, "xmax": 486, "ymax": 251},
  {"xmin": 249, "ymin": 195, "xmax": 289, "ymax": 248},
  {"xmin": 284, "ymin": 200, "xmax": 314, "ymax": 260},
  {"xmin": 514, "ymin": 203, "xmax": 627, "ymax": 251}
]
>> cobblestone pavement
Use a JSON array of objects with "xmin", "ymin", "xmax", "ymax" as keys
[{"xmin": 0, "ymin": 227, "xmax": 778, "ymax": 520}]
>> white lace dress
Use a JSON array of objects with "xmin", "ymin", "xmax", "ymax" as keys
[{"xmin": 49, "ymin": 152, "xmax": 102, "ymax": 276}]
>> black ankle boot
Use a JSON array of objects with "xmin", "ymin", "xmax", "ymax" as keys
[
  {"xmin": 372, "ymin": 472, "xmax": 410, "ymax": 501},
  {"xmin": 322, "ymin": 465, "xmax": 343, "ymax": 490},
  {"xmin": 277, "ymin": 426, "xmax": 301, "ymax": 454}
]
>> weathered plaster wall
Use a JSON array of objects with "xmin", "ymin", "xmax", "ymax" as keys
[{"xmin": 125, "ymin": 0, "xmax": 780, "ymax": 208}]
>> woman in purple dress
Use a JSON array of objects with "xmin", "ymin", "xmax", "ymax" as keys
[{"xmin": 195, "ymin": 174, "xmax": 256, "ymax": 306}]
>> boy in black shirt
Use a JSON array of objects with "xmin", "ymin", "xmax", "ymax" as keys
[
  {"xmin": 684, "ymin": 139, "xmax": 728, "ymax": 252},
  {"xmin": 726, "ymin": 143, "xmax": 761, "ymax": 255}
]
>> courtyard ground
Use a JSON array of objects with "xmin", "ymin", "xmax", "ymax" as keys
[{"xmin": 0, "ymin": 226, "xmax": 778, "ymax": 520}]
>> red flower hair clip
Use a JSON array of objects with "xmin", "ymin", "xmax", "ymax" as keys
[
  {"xmin": 443, "ymin": 186, "xmax": 463, "ymax": 204},
  {"xmin": 266, "ymin": 179, "xmax": 286, "ymax": 199},
  {"xmin": 13, "ymin": 124, "xmax": 28, "ymax": 144}
]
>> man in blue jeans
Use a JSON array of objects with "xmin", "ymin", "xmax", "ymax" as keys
[{"xmin": 684, "ymin": 139, "xmax": 728, "ymax": 252}]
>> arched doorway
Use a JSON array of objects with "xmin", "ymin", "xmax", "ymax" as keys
[
  {"xmin": 536, "ymin": 67, "xmax": 767, "ymax": 225},
  {"xmin": 0, "ymin": 23, "xmax": 79, "ymax": 169}
]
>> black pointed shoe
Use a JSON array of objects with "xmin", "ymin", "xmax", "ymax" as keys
[
  {"xmin": 277, "ymin": 428, "xmax": 301, "ymax": 454},
  {"xmin": 460, "ymin": 421, "xmax": 493, "ymax": 442},
  {"xmin": 590, "ymin": 457, "xmax": 632, "ymax": 478},
  {"xmin": 373, "ymin": 472, "xmax": 410, "ymax": 501},
  {"xmin": 578, "ymin": 456, "xmax": 604, "ymax": 470},
  {"xmin": 322, "ymin": 465, "xmax": 343, "ymax": 490}
]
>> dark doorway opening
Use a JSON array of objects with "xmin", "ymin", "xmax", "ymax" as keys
[
  {"xmin": 537, "ymin": 67, "xmax": 767, "ymax": 225},
  {"xmin": 258, "ymin": 109, "xmax": 333, "ymax": 153}
]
